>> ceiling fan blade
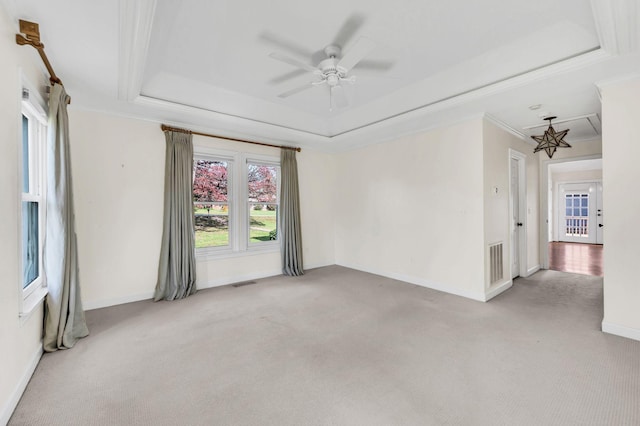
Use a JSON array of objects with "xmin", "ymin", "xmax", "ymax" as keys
[
  {"xmin": 259, "ymin": 31, "xmax": 314, "ymax": 58},
  {"xmin": 269, "ymin": 52, "xmax": 317, "ymax": 73},
  {"xmin": 331, "ymin": 85, "xmax": 348, "ymax": 109},
  {"xmin": 354, "ymin": 59, "xmax": 394, "ymax": 71},
  {"xmin": 278, "ymin": 83, "xmax": 314, "ymax": 98},
  {"xmin": 268, "ymin": 69, "xmax": 307, "ymax": 85},
  {"xmin": 332, "ymin": 13, "xmax": 366, "ymax": 48},
  {"xmin": 337, "ymin": 37, "xmax": 376, "ymax": 73}
]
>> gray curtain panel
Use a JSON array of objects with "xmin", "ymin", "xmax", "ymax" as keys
[
  {"xmin": 280, "ymin": 149, "xmax": 304, "ymax": 276},
  {"xmin": 154, "ymin": 131, "xmax": 197, "ymax": 301},
  {"xmin": 43, "ymin": 84, "xmax": 89, "ymax": 352}
]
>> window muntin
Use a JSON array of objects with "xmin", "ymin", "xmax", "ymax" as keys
[
  {"xmin": 247, "ymin": 163, "xmax": 279, "ymax": 244},
  {"xmin": 193, "ymin": 159, "xmax": 231, "ymax": 249},
  {"xmin": 564, "ymin": 193, "xmax": 589, "ymax": 237},
  {"xmin": 192, "ymin": 149, "xmax": 280, "ymax": 256}
]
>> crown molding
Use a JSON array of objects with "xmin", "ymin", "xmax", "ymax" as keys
[
  {"xmin": 118, "ymin": 0, "xmax": 157, "ymax": 101},
  {"xmin": 484, "ymin": 114, "xmax": 526, "ymax": 141},
  {"xmin": 134, "ymin": 95, "xmax": 328, "ymax": 149}
]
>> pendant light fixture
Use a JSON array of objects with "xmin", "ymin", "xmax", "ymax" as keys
[{"xmin": 531, "ymin": 116, "xmax": 571, "ymax": 159}]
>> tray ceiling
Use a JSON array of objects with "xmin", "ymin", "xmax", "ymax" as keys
[{"xmin": 4, "ymin": 0, "xmax": 640, "ymax": 150}]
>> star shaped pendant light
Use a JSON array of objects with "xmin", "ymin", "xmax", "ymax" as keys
[{"xmin": 531, "ymin": 116, "xmax": 571, "ymax": 158}]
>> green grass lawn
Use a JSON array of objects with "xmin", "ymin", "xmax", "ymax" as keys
[{"xmin": 194, "ymin": 209, "xmax": 277, "ymax": 247}]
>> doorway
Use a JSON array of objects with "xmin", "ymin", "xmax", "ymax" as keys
[
  {"xmin": 556, "ymin": 181, "xmax": 603, "ymax": 244},
  {"xmin": 509, "ymin": 150, "xmax": 526, "ymax": 279},
  {"xmin": 544, "ymin": 158, "xmax": 603, "ymax": 276}
]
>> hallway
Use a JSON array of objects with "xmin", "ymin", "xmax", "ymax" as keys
[{"xmin": 548, "ymin": 242, "xmax": 603, "ymax": 277}]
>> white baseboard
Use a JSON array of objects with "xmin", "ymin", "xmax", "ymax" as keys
[
  {"xmin": 526, "ymin": 265, "xmax": 541, "ymax": 277},
  {"xmin": 602, "ymin": 321, "xmax": 640, "ymax": 342},
  {"xmin": 484, "ymin": 280, "xmax": 513, "ymax": 301},
  {"xmin": 83, "ymin": 264, "xmax": 337, "ymax": 311},
  {"xmin": 336, "ymin": 262, "xmax": 486, "ymax": 302},
  {"xmin": 198, "ymin": 269, "xmax": 282, "ymax": 290},
  {"xmin": 1, "ymin": 343, "xmax": 43, "ymax": 425},
  {"xmin": 84, "ymin": 291, "xmax": 155, "ymax": 311},
  {"xmin": 303, "ymin": 261, "xmax": 334, "ymax": 271}
]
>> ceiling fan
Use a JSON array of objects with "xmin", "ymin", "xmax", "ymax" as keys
[{"xmin": 262, "ymin": 14, "xmax": 392, "ymax": 111}]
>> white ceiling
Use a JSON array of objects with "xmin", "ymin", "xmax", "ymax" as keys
[{"xmin": 3, "ymin": 0, "xmax": 640, "ymax": 151}]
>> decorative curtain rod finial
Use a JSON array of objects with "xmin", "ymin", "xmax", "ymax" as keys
[{"xmin": 16, "ymin": 19, "xmax": 68, "ymax": 102}]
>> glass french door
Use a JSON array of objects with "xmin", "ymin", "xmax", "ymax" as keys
[{"xmin": 558, "ymin": 183, "xmax": 598, "ymax": 244}]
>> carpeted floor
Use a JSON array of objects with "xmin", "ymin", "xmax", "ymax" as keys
[{"xmin": 9, "ymin": 266, "xmax": 640, "ymax": 425}]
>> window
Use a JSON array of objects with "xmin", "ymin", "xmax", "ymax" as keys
[
  {"xmin": 564, "ymin": 193, "xmax": 589, "ymax": 237},
  {"xmin": 193, "ymin": 149, "xmax": 279, "ymax": 256},
  {"xmin": 20, "ymin": 85, "xmax": 48, "ymax": 315},
  {"xmin": 193, "ymin": 159, "xmax": 230, "ymax": 248},
  {"xmin": 248, "ymin": 163, "xmax": 279, "ymax": 244}
]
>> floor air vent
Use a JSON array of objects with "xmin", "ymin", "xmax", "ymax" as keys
[
  {"xmin": 232, "ymin": 280, "xmax": 257, "ymax": 288},
  {"xmin": 489, "ymin": 242, "xmax": 503, "ymax": 284}
]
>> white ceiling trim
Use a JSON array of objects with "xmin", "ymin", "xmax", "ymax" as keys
[
  {"xmin": 484, "ymin": 114, "xmax": 526, "ymax": 142},
  {"xmin": 591, "ymin": 0, "xmax": 639, "ymax": 54},
  {"xmin": 326, "ymin": 49, "xmax": 611, "ymax": 146},
  {"xmin": 128, "ymin": 47, "xmax": 613, "ymax": 150},
  {"xmin": 118, "ymin": 0, "xmax": 156, "ymax": 101},
  {"xmin": 133, "ymin": 95, "xmax": 319, "ymax": 148},
  {"xmin": 116, "ymin": 0, "xmax": 614, "ymax": 144}
]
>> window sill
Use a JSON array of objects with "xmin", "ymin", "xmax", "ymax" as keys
[
  {"xmin": 196, "ymin": 244, "xmax": 280, "ymax": 261},
  {"xmin": 20, "ymin": 285, "xmax": 47, "ymax": 323}
]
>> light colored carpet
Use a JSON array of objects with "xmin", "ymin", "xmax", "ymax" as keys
[{"xmin": 9, "ymin": 266, "xmax": 640, "ymax": 425}]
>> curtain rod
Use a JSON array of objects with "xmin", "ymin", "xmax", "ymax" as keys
[
  {"xmin": 15, "ymin": 19, "xmax": 70, "ymax": 104},
  {"xmin": 161, "ymin": 124, "xmax": 301, "ymax": 152}
]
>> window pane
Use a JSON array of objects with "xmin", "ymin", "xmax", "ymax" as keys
[
  {"xmin": 581, "ymin": 197, "xmax": 588, "ymax": 207},
  {"xmin": 22, "ymin": 201, "xmax": 39, "ymax": 288},
  {"xmin": 573, "ymin": 198, "xmax": 581, "ymax": 207},
  {"xmin": 581, "ymin": 208, "xmax": 588, "ymax": 216},
  {"xmin": 565, "ymin": 197, "xmax": 572, "ymax": 208},
  {"xmin": 194, "ymin": 203, "xmax": 229, "ymax": 248},
  {"xmin": 193, "ymin": 160, "xmax": 229, "ymax": 248},
  {"xmin": 193, "ymin": 160, "xmax": 228, "ymax": 202},
  {"xmin": 565, "ymin": 208, "xmax": 572, "ymax": 217},
  {"xmin": 22, "ymin": 114, "xmax": 30, "ymax": 193},
  {"xmin": 249, "ymin": 204, "xmax": 278, "ymax": 243},
  {"xmin": 248, "ymin": 164, "xmax": 277, "ymax": 203}
]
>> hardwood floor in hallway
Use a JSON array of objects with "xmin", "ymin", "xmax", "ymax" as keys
[{"xmin": 548, "ymin": 242, "xmax": 603, "ymax": 276}]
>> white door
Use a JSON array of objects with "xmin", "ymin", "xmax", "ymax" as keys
[
  {"xmin": 558, "ymin": 182, "xmax": 598, "ymax": 244},
  {"xmin": 510, "ymin": 158, "xmax": 520, "ymax": 278}
]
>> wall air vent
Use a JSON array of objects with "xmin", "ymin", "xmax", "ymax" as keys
[{"xmin": 489, "ymin": 242, "xmax": 504, "ymax": 284}]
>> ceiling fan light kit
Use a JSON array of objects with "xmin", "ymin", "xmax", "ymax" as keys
[{"xmin": 531, "ymin": 116, "xmax": 571, "ymax": 159}]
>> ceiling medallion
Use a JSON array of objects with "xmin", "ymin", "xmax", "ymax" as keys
[{"xmin": 531, "ymin": 116, "xmax": 571, "ymax": 159}]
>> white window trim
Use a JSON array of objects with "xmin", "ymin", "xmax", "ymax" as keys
[
  {"xmin": 193, "ymin": 149, "xmax": 236, "ymax": 258},
  {"xmin": 245, "ymin": 155, "xmax": 280, "ymax": 252},
  {"xmin": 193, "ymin": 145, "xmax": 280, "ymax": 259},
  {"xmin": 19, "ymin": 74, "xmax": 48, "ymax": 318}
]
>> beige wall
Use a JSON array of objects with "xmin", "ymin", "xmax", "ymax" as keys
[
  {"xmin": 68, "ymin": 110, "xmax": 165, "ymax": 307},
  {"xmin": 601, "ymin": 77, "xmax": 640, "ymax": 338},
  {"xmin": 334, "ymin": 119, "xmax": 486, "ymax": 300},
  {"xmin": 550, "ymin": 138, "xmax": 602, "ymax": 160},
  {"xmin": 483, "ymin": 120, "xmax": 540, "ymax": 296},
  {"xmin": 0, "ymin": 8, "xmax": 49, "ymax": 423},
  {"xmin": 69, "ymin": 110, "xmax": 336, "ymax": 309},
  {"xmin": 552, "ymin": 169, "xmax": 602, "ymax": 183}
]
